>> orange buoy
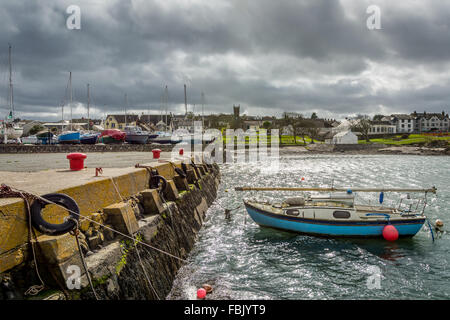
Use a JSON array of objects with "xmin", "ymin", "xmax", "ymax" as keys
[
  {"xmin": 197, "ymin": 288, "xmax": 206, "ymax": 299},
  {"xmin": 382, "ymin": 225, "xmax": 399, "ymax": 241}
]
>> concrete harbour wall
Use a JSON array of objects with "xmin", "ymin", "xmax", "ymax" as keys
[
  {"xmin": 0, "ymin": 160, "xmax": 220, "ymax": 300},
  {"xmin": 0, "ymin": 143, "xmax": 175, "ymax": 154}
]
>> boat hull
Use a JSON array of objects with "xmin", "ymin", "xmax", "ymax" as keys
[
  {"xmin": 58, "ymin": 132, "xmax": 81, "ymax": 144},
  {"xmin": 22, "ymin": 136, "xmax": 38, "ymax": 144},
  {"xmin": 0, "ymin": 127, "xmax": 23, "ymax": 140},
  {"xmin": 80, "ymin": 134, "xmax": 99, "ymax": 144},
  {"xmin": 148, "ymin": 137, "xmax": 181, "ymax": 144},
  {"xmin": 99, "ymin": 136, "xmax": 124, "ymax": 144},
  {"xmin": 244, "ymin": 202, "xmax": 425, "ymax": 238},
  {"xmin": 125, "ymin": 134, "xmax": 149, "ymax": 144}
]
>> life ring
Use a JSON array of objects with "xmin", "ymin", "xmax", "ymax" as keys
[
  {"xmin": 30, "ymin": 193, "xmax": 80, "ymax": 236},
  {"xmin": 150, "ymin": 175, "xmax": 168, "ymax": 193},
  {"xmin": 174, "ymin": 167, "xmax": 186, "ymax": 178}
]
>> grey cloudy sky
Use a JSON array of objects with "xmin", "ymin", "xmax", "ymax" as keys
[{"xmin": 0, "ymin": 0, "xmax": 449, "ymax": 121}]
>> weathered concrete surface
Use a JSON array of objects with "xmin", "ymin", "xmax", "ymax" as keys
[
  {"xmin": 0, "ymin": 151, "xmax": 203, "ymax": 172},
  {"xmin": 103, "ymin": 202, "xmax": 139, "ymax": 235}
]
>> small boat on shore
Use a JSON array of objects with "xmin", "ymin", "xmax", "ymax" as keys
[
  {"xmin": 0, "ymin": 122, "xmax": 23, "ymax": 142},
  {"xmin": 37, "ymin": 131, "xmax": 58, "ymax": 145},
  {"xmin": 124, "ymin": 126, "xmax": 148, "ymax": 144},
  {"xmin": 236, "ymin": 186, "xmax": 437, "ymax": 239},
  {"xmin": 98, "ymin": 129, "xmax": 126, "ymax": 144},
  {"xmin": 148, "ymin": 131, "xmax": 181, "ymax": 144},
  {"xmin": 57, "ymin": 72, "xmax": 81, "ymax": 144},
  {"xmin": 58, "ymin": 131, "xmax": 81, "ymax": 144},
  {"xmin": 21, "ymin": 135, "xmax": 38, "ymax": 145},
  {"xmin": 1, "ymin": 46, "xmax": 23, "ymax": 143},
  {"xmin": 80, "ymin": 132, "xmax": 100, "ymax": 144}
]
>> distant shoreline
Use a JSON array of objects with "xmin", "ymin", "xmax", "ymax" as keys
[
  {"xmin": 278, "ymin": 144, "xmax": 450, "ymax": 156},
  {"xmin": 0, "ymin": 142, "xmax": 448, "ymax": 156}
]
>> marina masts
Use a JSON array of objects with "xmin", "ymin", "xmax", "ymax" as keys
[
  {"xmin": 184, "ymin": 83, "xmax": 187, "ymax": 118},
  {"xmin": 201, "ymin": 91, "xmax": 205, "ymax": 129},
  {"xmin": 164, "ymin": 85, "xmax": 168, "ymax": 128},
  {"xmin": 69, "ymin": 71, "xmax": 73, "ymax": 131},
  {"xmin": 124, "ymin": 93, "xmax": 128, "ymax": 127},
  {"xmin": 8, "ymin": 44, "xmax": 14, "ymax": 120},
  {"xmin": 235, "ymin": 186, "xmax": 437, "ymax": 194},
  {"xmin": 87, "ymin": 83, "xmax": 90, "ymax": 131}
]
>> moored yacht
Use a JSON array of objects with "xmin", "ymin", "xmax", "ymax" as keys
[{"xmin": 237, "ymin": 186, "xmax": 437, "ymax": 239}]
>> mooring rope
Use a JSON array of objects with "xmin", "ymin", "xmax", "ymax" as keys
[
  {"xmin": 426, "ymin": 218, "xmax": 435, "ymax": 242},
  {"xmin": 22, "ymin": 192, "xmax": 45, "ymax": 296},
  {"xmin": 69, "ymin": 219, "xmax": 99, "ymax": 300},
  {"xmin": 0, "ymin": 186, "xmax": 45, "ymax": 296}
]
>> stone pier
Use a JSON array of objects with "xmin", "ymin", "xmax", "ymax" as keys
[{"xmin": 0, "ymin": 159, "xmax": 220, "ymax": 300}]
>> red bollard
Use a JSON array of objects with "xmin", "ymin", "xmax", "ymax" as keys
[
  {"xmin": 152, "ymin": 149, "xmax": 162, "ymax": 159},
  {"xmin": 179, "ymin": 148, "xmax": 184, "ymax": 156},
  {"xmin": 67, "ymin": 153, "xmax": 87, "ymax": 171}
]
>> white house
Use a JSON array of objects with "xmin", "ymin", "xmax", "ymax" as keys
[
  {"xmin": 391, "ymin": 114, "xmax": 415, "ymax": 133},
  {"xmin": 331, "ymin": 130, "xmax": 358, "ymax": 144},
  {"xmin": 368, "ymin": 121, "xmax": 396, "ymax": 135},
  {"xmin": 413, "ymin": 112, "xmax": 449, "ymax": 132}
]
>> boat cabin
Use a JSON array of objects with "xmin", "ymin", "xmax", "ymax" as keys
[
  {"xmin": 124, "ymin": 126, "xmax": 144, "ymax": 133},
  {"xmin": 282, "ymin": 193, "xmax": 355, "ymax": 209}
]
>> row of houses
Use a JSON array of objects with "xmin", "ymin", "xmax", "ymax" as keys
[
  {"xmin": 382, "ymin": 111, "xmax": 449, "ymax": 133},
  {"xmin": 21, "ymin": 107, "xmax": 447, "ymax": 141},
  {"xmin": 104, "ymin": 114, "xmax": 205, "ymax": 132}
]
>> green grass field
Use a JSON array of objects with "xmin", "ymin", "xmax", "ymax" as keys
[
  {"xmin": 221, "ymin": 134, "xmax": 316, "ymax": 145},
  {"xmin": 219, "ymin": 132, "xmax": 449, "ymax": 146},
  {"xmin": 358, "ymin": 134, "xmax": 450, "ymax": 145}
]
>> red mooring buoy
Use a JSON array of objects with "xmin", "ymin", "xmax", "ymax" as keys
[
  {"xmin": 382, "ymin": 225, "xmax": 399, "ymax": 241},
  {"xmin": 197, "ymin": 288, "xmax": 206, "ymax": 299}
]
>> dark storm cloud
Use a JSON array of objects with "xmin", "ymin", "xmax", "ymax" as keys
[{"xmin": 0, "ymin": 0, "xmax": 449, "ymax": 121}]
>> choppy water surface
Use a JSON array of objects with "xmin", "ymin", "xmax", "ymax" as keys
[{"xmin": 168, "ymin": 155, "xmax": 450, "ymax": 300}]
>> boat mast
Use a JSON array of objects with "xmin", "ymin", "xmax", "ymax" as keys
[
  {"xmin": 235, "ymin": 186, "xmax": 438, "ymax": 193},
  {"xmin": 61, "ymin": 100, "xmax": 64, "ymax": 125},
  {"xmin": 124, "ymin": 93, "xmax": 128, "ymax": 127},
  {"xmin": 8, "ymin": 44, "xmax": 13, "ymax": 121},
  {"xmin": 184, "ymin": 84, "xmax": 187, "ymax": 118},
  {"xmin": 160, "ymin": 90, "xmax": 163, "ymax": 124},
  {"xmin": 69, "ymin": 71, "xmax": 73, "ymax": 131},
  {"xmin": 164, "ymin": 85, "xmax": 168, "ymax": 128},
  {"xmin": 201, "ymin": 92, "xmax": 205, "ymax": 129},
  {"xmin": 87, "ymin": 83, "xmax": 90, "ymax": 131}
]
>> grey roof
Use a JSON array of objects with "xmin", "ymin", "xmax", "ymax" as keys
[
  {"xmin": 391, "ymin": 114, "xmax": 413, "ymax": 120},
  {"xmin": 106, "ymin": 114, "xmax": 140, "ymax": 123},
  {"xmin": 413, "ymin": 112, "xmax": 449, "ymax": 120}
]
